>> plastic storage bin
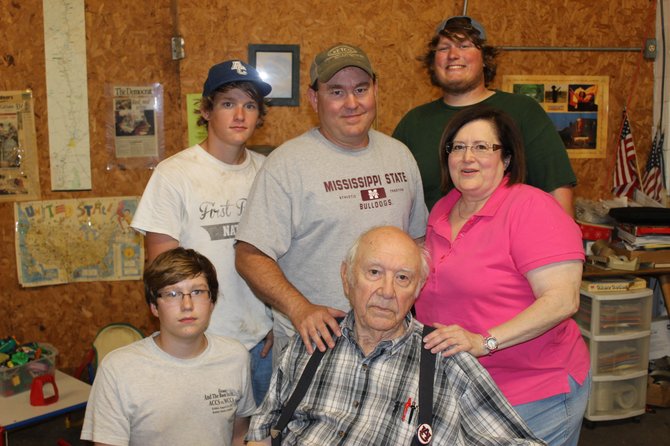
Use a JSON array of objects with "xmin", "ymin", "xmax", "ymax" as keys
[
  {"xmin": 576, "ymin": 288, "xmax": 652, "ymax": 336},
  {"xmin": 586, "ymin": 372, "xmax": 648, "ymax": 421},
  {"xmin": 583, "ymin": 333, "xmax": 650, "ymax": 376},
  {"xmin": 0, "ymin": 343, "xmax": 58, "ymax": 397}
]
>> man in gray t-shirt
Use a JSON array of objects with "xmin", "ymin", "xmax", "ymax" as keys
[{"xmin": 235, "ymin": 43, "xmax": 427, "ymax": 361}]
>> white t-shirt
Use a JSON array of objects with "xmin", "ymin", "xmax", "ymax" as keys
[
  {"xmin": 131, "ymin": 145, "xmax": 273, "ymax": 348},
  {"xmin": 81, "ymin": 333, "xmax": 255, "ymax": 446}
]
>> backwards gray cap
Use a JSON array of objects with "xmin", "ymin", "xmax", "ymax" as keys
[{"xmin": 435, "ymin": 16, "xmax": 487, "ymax": 40}]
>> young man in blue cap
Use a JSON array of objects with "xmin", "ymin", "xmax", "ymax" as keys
[
  {"xmin": 393, "ymin": 16, "xmax": 576, "ymax": 214},
  {"xmin": 132, "ymin": 60, "xmax": 274, "ymax": 404}
]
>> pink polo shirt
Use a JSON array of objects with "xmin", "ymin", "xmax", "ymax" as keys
[{"xmin": 415, "ymin": 179, "xmax": 589, "ymax": 406}]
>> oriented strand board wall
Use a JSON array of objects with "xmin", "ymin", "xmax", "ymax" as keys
[
  {"xmin": 179, "ymin": 0, "xmax": 656, "ymax": 199},
  {"xmin": 0, "ymin": 0, "xmax": 656, "ymax": 372},
  {"xmin": 0, "ymin": 0, "xmax": 175, "ymax": 372}
]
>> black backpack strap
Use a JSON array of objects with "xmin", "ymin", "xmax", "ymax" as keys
[
  {"xmin": 414, "ymin": 324, "xmax": 436, "ymax": 445},
  {"xmin": 271, "ymin": 348, "xmax": 326, "ymax": 445}
]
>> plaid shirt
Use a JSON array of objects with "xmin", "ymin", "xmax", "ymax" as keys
[{"xmin": 247, "ymin": 313, "xmax": 545, "ymax": 445}]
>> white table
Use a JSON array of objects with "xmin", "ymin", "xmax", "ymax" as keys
[{"xmin": 0, "ymin": 370, "xmax": 90, "ymax": 445}]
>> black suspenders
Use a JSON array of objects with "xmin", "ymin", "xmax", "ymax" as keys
[
  {"xmin": 413, "ymin": 325, "xmax": 436, "ymax": 445},
  {"xmin": 270, "ymin": 325, "xmax": 437, "ymax": 445},
  {"xmin": 270, "ymin": 347, "xmax": 327, "ymax": 445}
]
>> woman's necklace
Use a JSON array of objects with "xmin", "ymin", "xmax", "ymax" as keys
[{"xmin": 457, "ymin": 200, "xmax": 477, "ymax": 220}]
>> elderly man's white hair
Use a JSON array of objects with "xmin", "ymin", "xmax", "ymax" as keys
[{"xmin": 342, "ymin": 226, "xmax": 430, "ymax": 298}]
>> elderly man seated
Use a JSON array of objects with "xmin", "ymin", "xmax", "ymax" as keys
[{"xmin": 246, "ymin": 226, "xmax": 545, "ymax": 445}]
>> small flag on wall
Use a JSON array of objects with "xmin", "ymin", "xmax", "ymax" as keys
[
  {"xmin": 641, "ymin": 128, "xmax": 666, "ymax": 202},
  {"xmin": 612, "ymin": 108, "xmax": 640, "ymax": 198}
]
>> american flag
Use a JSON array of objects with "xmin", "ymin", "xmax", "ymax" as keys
[
  {"xmin": 641, "ymin": 128, "xmax": 665, "ymax": 202},
  {"xmin": 612, "ymin": 109, "xmax": 640, "ymax": 198}
]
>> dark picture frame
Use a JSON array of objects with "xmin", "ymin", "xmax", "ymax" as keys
[{"xmin": 248, "ymin": 44, "xmax": 300, "ymax": 106}]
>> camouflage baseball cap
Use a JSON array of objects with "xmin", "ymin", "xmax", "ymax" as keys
[{"xmin": 309, "ymin": 43, "xmax": 375, "ymax": 86}]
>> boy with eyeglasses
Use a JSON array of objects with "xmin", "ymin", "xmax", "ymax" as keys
[
  {"xmin": 131, "ymin": 60, "xmax": 274, "ymax": 405},
  {"xmin": 81, "ymin": 247, "xmax": 255, "ymax": 446}
]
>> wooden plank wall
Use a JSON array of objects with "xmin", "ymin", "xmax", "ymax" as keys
[{"xmin": 0, "ymin": 0, "xmax": 656, "ymax": 372}]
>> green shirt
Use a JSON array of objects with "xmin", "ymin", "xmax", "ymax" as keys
[{"xmin": 393, "ymin": 90, "xmax": 577, "ymax": 209}]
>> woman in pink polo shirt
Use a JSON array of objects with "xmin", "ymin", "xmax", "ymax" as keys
[{"xmin": 416, "ymin": 105, "xmax": 590, "ymax": 446}]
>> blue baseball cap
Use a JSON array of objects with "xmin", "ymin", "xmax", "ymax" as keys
[
  {"xmin": 202, "ymin": 60, "xmax": 272, "ymax": 98},
  {"xmin": 435, "ymin": 16, "xmax": 487, "ymax": 40}
]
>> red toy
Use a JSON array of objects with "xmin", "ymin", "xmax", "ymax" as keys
[{"xmin": 29, "ymin": 373, "xmax": 59, "ymax": 406}]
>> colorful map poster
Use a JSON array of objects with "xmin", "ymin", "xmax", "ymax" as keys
[{"xmin": 15, "ymin": 196, "xmax": 143, "ymax": 287}]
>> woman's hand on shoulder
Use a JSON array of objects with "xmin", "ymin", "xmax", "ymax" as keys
[{"xmin": 423, "ymin": 323, "xmax": 488, "ymax": 357}]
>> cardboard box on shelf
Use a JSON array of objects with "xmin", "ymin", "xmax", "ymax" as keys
[
  {"xmin": 581, "ymin": 276, "xmax": 647, "ymax": 293},
  {"xmin": 612, "ymin": 244, "xmax": 670, "ymax": 264}
]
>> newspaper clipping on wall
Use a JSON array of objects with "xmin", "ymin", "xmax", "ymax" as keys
[
  {"xmin": 0, "ymin": 90, "xmax": 41, "ymax": 202},
  {"xmin": 107, "ymin": 83, "xmax": 164, "ymax": 170},
  {"xmin": 112, "ymin": 85, "xmax": 161, "ymax": 159}
]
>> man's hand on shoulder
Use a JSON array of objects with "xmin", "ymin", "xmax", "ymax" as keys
[{"xmin": 290, "ymin": 301, "xmax": 346, "ymax": 354}]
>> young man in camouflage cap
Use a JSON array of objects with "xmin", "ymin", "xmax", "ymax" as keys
[{"xmin": 235, "ymin": 44, "xmax": 428, "ymax": 362}]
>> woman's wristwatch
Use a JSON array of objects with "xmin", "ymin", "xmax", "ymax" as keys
[{"xmin": 482, "ymin": 333, "xmax": 499, "ymax": 355}]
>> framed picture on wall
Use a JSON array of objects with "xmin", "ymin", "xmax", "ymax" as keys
[
  {"xmin": 502, "ymin": 75, "xmax": 609, "ymax": 159},
  {"xmin": 248, "ymin": 44, "xmax": 300, "ymax": 106}
]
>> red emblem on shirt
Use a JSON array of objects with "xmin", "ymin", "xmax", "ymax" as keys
[{"xmin": 360, "ymin": 187, "xmax": 387, "ymax": 201}]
